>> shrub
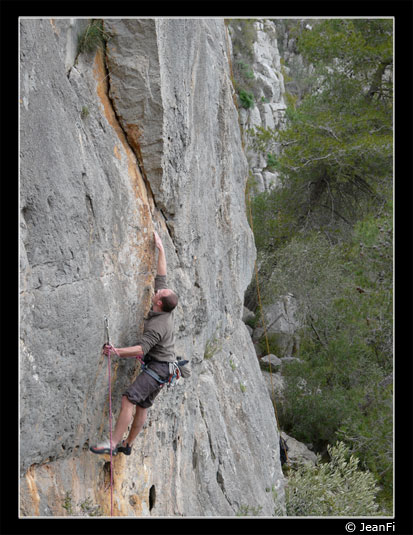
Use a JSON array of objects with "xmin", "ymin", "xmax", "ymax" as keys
[
  {"xmin": 77, "ymin": 19, "xmax": 110, "ymax": 55},
  {"xmin": 285, "ymin": 442, "xmax": 380, "ymax": 516},
  {"xmin": 81, "ymin": 106, "xmax": 89, "ymax": 119},
  {"xmin": 237, "ymin": 60, "xmax": 255, "ymax": 80},
  {"xmin": 266, "ymin": 153, "xmax": 279, "ymax": 170},
  {"xmin": 62, "ymin": 492, "xmax": 103, "ymax": 517},
  {"xmin": 228, "ymin": 19, "xmax": 257, "ymax": 60},
  {"xmin": 337, "ymin": 382, "xmax": 393, "ymax": 513},
  {"xmin": 258, "ymin": 332, "xmax": 285, "ymax": 358},
  {"xmin": 239, "ymin": 89, "xmax": 255, "ymax": 109},
  {"xmin": 204, "ymin": 336, "xmax": 222, "ymax": 360},
  {"xmin": 236, "ymin": 504, "xmax": 263, "ymax": 516}
]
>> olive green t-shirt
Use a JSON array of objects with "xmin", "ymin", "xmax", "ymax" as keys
[{"xmin": 138, "ymin": 275, "xmax": 176, "ymax": 363}]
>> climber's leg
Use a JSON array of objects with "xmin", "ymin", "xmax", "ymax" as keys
[
  {"xmin": 110, "ymin": 395, "xmax": 135, "ymax": 448},
  {"xmin": 125, "ymin": 405, "xmax": 147, "ymax": 445}
]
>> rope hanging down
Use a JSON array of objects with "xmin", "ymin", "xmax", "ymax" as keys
[
  {"xmin": 103, "ymin": 317, "xmax": 142, "ymax": 517},
  {"xmin": 104, "ymin": 316, "xmax": 116, "ymax": 517},
  {"xmin": 246, "ymin": 185, "xmax": 289, "ymax": 466}
]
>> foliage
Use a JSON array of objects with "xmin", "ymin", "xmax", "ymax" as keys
[
  {"xmin": 81, "ymin": 105, "xmax": 89, "ymax": 119},
  {"xmin": 77, "ymin": 19, "xmax": 110, "ymax": 55},
  {"xmin": 285, "ymin": 442, "xmax": 380, "ymax": 516},
  {"xmin": 227, "ymin": 20, "xmax": 261, "ymax": 110},
  {"xmin": 228, "ymin": 19, "xmax": 258, "ymax": 60},
  {"xmin": 237, "ymin": 60, "xmax": 255, "ymax": 80},
  {"xmin": 62, "ymin": 491, "xmax": 73, "ymax": 515},
  {"xmin": 204, "ymin": 336, "xmax": 222, "ymax": 359},
  {"xmin": 337, "ymin": 382, "xmax": 393, "ymax": 512},
  {"xmin": 62, "ymin": 492, "xmax": 103, "ymax": 517},
  {"xmin": 236, "ymin": 504, "xmax": 263, "ymax": 516},
  {"xmin": 279, "ymin": 347, "xmax": 384, "ymax": 449},
  {"xmin": 239, "ymin": 88, "xmax": 255, "ymax": 109},
  {"xmin": 267, "ymin": 232, "xmax": 346, "ymax": 328},
  {"xmin": 266, "ymin": 153, "xmax": 279, "ymax": 170},
  {"xmin": 297, "ymin": 19, "xmax": 393, "ymax": 91},
  {"xmin": 251, "ymin": 19, "xmax": 393, "ymax": 237},
  {"xmin": 273, "ymin": 211, "xmax": 392, "ymax": 497},
  {"xmin": 245, "ymin": 19, "xmax": 393, "ymax": 513}
]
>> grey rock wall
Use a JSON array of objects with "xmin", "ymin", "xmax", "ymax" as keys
[
  {"xmin": 19, "ymin": 18, "xmax": 285, "ymax": 517},
  {"xmin": 231, "ymin": 19, "xmax": 287, "ymax": 192}
]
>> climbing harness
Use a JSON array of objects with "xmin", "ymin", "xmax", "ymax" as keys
[
  {"xmin": 246, "ymin": 185, "xmax": 289, "ymax": 466},
  {"xmin": 141, "ymin": 360, "xmax": 189, "ymax": 388},
  {"xmin": 141, "ymin": 361, "xmax": 179, "ymax": 387}
]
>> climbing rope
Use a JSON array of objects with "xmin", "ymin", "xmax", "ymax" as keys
[
  {"xmin": 104, "ymin": 317, "xmax": 115, "ymax": 517},
  {"xmin": 103, "ymin": 317, "xmax": 142, "ymax": 517},
  {"xmin": 245, "ymin": 185, "xmax": 289, "ymax": 466},
  {"xmin": 107, "ymin": 345, "xmax": 114, "ymax": 517}
]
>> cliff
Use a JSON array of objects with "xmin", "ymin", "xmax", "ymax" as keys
[
  {"xmin": 228, "ymin": 19, "xmax": 287, "ymax": 193},
  {"xmin": 19, "ymin": 18, "xmax": 285, "ymax": 517}
]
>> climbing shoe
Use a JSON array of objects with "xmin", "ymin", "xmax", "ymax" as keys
[
  {"xmin": 117, "ymin": 440, "xmax": 132, "ymax": 455},
  {"xmin": 90, "ymin": 440, "xmax": 118, "ymax": 455}
]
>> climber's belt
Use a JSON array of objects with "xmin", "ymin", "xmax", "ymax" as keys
[{"xmin": 141, "ymin": 359, "xmax": 190, "ymax": 386}]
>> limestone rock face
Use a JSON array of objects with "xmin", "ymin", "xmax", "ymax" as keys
[
  {"xmin": 233, "ymin": 19, "xmax": 287, "ymax": 192},
  {"xmin": 19, "ymin": 18, "xmax": 285, "ymax": 517}
]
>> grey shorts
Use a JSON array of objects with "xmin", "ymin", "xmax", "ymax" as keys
[{"xmin": 122, "ymin": 360, "xmax": 170, "ymax": 409}]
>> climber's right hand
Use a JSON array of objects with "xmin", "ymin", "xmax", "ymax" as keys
[
  {"xmin": 102, "ymin": 344, "xmax": 114, "ymax": 356},
  {"xmin": 154, "ymin": 230, "xmax": 164, "ymax": 251}
]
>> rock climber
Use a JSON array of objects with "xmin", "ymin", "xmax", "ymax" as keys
[{"xmin": 90, "ymin": 230, "xmax": 179, "ymax": 456}]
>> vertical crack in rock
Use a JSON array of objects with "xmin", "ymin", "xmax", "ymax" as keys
[
  {"xmin": 192, "ymin": 438, "xmax": 198, "ymax": 469},
  {"xmin": 100, "ymin": 40, "xmax": 154, "ymax": 206},
  {"xmin": 199, "ymin": 400, "xmax": 216, "ymax": 462},
  {"xmin": 199, "ymin": 399, "xmax": 232, "ymax": 508},
  {"xmin": 100, "ymin": 32, "xmax": 178, "ymax": 252},
  {"xmin": 216, "ymin": 464, "xmax": 232, "ymax": 507},
  {"xmin": 93, "ymin": 40, "xmax": 179, "ymax": 259}
]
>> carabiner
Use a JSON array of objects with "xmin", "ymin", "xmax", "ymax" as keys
[{"xmin": 104, "ymin": 316, "xmax": 111, "ymax": 346}]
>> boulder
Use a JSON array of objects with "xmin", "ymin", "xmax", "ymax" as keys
[
  {"xmin": 242, "ymin": 306, "xmax": 255, "ymax": 324},
  {"xmin": 261, "ymin": 354, "xmax": 282, "ymax": 368},
  {"xmin": 281, "ymin": 432, "xmax": 317, "ymax": 466},
  {"xmin": 262, "ymin": 370, "xmax": 285, "ymax": 402}
]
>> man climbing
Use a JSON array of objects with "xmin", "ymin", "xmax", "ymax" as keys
[{"xmin": 90, "ymin": 230, "xmax": 179, "ymax": 456}]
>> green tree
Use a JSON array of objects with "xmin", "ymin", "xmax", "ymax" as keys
[
  {"xmin": 271, "ymin": 209, "xmax": 393, "ymax": 511},
  {"xmin": 246, "ymin": 19, "xmax": 393, "ymax": 513},
  {"xmin": 251, "ymin": 19, "xmax": 393, "ymax": 239},
  {"xmin": 285, "ymin": 442, "xmax": 381, "ymax": 516}
]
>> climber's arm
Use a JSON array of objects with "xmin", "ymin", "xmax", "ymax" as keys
[
  {"xmin": 154, "ymin": 231, "xmax": 167, "ymax": 276},
  {"xmin": 110, "ymin": 330, "xmax": 162, "ymax": 358},
  {"xmin": 115, "ymin": 345, "xmax": 144, "ymax": 358}
]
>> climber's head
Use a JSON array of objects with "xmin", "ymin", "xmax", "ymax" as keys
[{"xmin": 153, "ymin": 288, "xmax": 178, "ymax": 312}]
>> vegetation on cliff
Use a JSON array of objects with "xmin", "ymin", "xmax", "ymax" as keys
[{"xmin": 246, "ymin": 19, "xmax": 393, "ymax": 514}]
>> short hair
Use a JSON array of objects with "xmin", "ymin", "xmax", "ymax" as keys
[{"xmin": 161, "ymin": 291, "xmax": 178, "ymax": 312}]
